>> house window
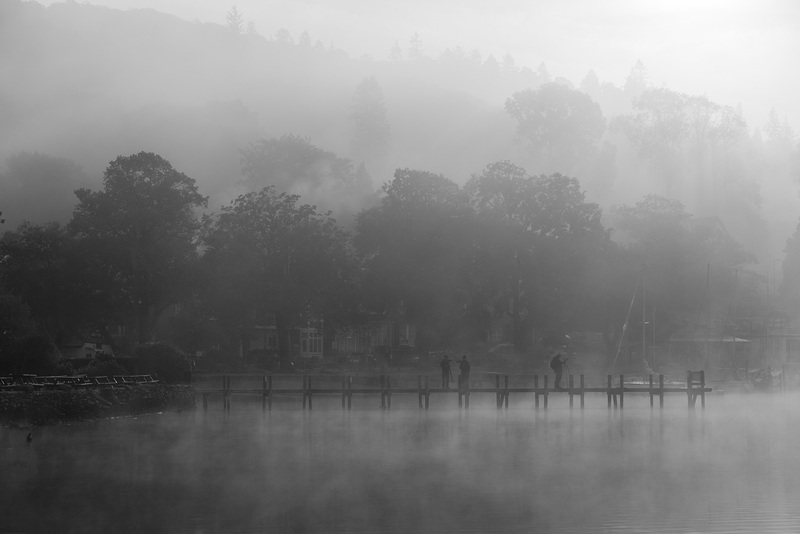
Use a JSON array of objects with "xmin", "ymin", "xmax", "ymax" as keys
[
  {"xmin": 301, "ymin": 330, "xmax": 323, "ymax": 356},
  {"xmin": 309, "ymin": 331, "xmax": 322, "ymax": 353}
]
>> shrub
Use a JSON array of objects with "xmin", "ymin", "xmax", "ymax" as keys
[{"xmin": 132, "ymin": 342, "xmax": 190, "ymax": 383}]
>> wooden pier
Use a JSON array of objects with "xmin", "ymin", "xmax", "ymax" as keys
[{"xmin": 196, "ymin": 370, "xmax": 710, "ymax": 412}]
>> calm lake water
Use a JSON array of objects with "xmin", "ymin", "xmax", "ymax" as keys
[{"xmin": 2, "ymin": 391, "xmax": 800, "ymax": 533}]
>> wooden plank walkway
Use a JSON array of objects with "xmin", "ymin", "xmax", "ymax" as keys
[{"xmin": 197, "ymin": 371, "xmax": 711, "ymax": 412}]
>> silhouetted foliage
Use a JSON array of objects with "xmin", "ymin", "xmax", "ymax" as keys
[
  {"xmin": 133, "ymin": 342, "xmax": 189, "ymax": 383},
  {"xmin": 69, "ymin": 152, "xmax": 207, "ymax": 344}
]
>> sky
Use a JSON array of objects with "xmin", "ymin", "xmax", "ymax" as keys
[{"xmin": 35, "ymin": 0, "xmax": 800, "ymax": 132}]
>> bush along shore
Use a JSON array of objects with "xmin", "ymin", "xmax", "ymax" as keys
[{"xmin": 0, "ymin": 384, "xmax": 196, "ymax": 426}]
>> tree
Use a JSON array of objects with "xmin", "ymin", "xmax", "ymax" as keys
[
  {"xmin": 240, "ymin": 135, "xmax": 374, "ymax": 225},
  {"xmin": 466, "ymin": 162, "xmax": 609, "ymax": 352},
  {"xmin": 355, "ymin": 169, "xmax": 475, "ymax": 350},
  {"xmin": 611, "ymin": 88, "xmax": 689, "ymax": 195},
  {"xmin": 0, "ymin": 222, "xmax": 92, "ymax": 345},
  {"xmin": 225, "ymin": 5, "xmax": 244, "ymax": 35},
  {"xmin": 623, "ymin": 60, "xmax": 648, "ymax": 99},
  {"xmin": 69, "ymin": 152, "xmax": 207, "ymax": 345},
  {"xmin": 202, "ymin": 186, "xmax": 354, "ymax": 366},
  {"xmin": 612, "ymin": 195, "xmax": 756, "ymax": 343},
  {"xmin": 505, "ymin": 83, "xmax": 606, "ymax": 170}
]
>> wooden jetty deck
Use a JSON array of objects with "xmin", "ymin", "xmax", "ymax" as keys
[{"xmin": 195, "ymin": 371, "xmax": 711, "ymax": 412}]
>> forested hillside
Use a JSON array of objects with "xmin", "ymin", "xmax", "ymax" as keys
[{"xmin": 1, "ymin": 0, "xmax": 800, "ymax": 368}]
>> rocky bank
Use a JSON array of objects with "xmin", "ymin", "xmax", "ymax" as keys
[{"xmin": 0, "ymin": 384, "xmax": 195, "ymax": 426}]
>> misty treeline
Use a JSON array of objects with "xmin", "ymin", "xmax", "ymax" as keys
[
  {"xmin": 0, "ymin": 148, "xmax": 770, "ymax": 371},
  {"xmin": 0, "ymin": 1, "xmax": 799, "ymax": 369}
]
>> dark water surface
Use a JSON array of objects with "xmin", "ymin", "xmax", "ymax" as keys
[{"xmin": 2, "ymin": 393, "xmax": 800, "ymax": 533}]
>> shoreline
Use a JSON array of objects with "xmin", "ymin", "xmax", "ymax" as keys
[{"xmin": 0, "ymin": 384, "xmax": 196, "ymax": 427}]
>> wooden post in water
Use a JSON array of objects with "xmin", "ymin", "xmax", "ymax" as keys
[
  {"xmin": 307, "ymin": 375, "xmax": 312, "ymax": 410},
  {"xmin": 386, "ymin": 375, "xmax": 392, "ymax": 409},
  {"xmin": 424, "ymin": 375, "xmax": 430, "ymax": 410},
  {"xmin": 659, "ymin": 374, "xmax": 664, "ymax": 408},
  {"xmin": 465, "ymin": 379, "xmax": 470, "ymax": 409},
  {"xmin": 534, "ymin": 375, "xmax": 539, "ymax": 409},
  {"xmin": 649, "ymin": 374, "xmax": 654, "ymax": 408},
  {"xmin": 380, "ymin": 375, "xmax": 386, "ymax": 409},
  {"xmin": 504, "ymin": 375, "xmax": 509, "ymax": 409},
  {"xmin": 302, "ymin": 375, "xmax": 307, "ymax": 409},
  {"xmin": 619, "ymin": 375, "xmax": 624, "ymax": 409},
  {"xmin": 782, "ymin": 365, "xmax": 786, "ymax": 394},
  {"xmin": 342, "ymin": 375, "xmax": 347, "ymax": 409},
  {"xmin": 543, "ymin": 374, "xmax": 549, "ymax": 409},
  {"xmin": 607, "ymin": 375, "xmax": 612, "ymax": 408},
  {"xmin": 700, "ymin": 370, "xmax": 706, "ymax": 409},
  {"xmin": 222, "ymin": 375, "xmax": 227, "ymax": 412},
  {"xmin": 495, "ymin": 375, "xmax": 501, "ymax": 408},
  {"xmin": 687, "ymin": 371, "xmax": 692, "ymax": 408},
  {"xmin": 221, "ymin": 375, "xmax": 225, "ymax": 411},
  {"xmin": 569, "ymin": 374, "xmax": 574, "ymax": 408},
  {"xmin": 418, "ymin": 375, "xmax": 423, "ymax": 409},
  {"xmin": 580, "ymin": 375, "xmax": 585, "ymax": 409},
  {"xmin": 202, "ymin": 392, "xmax": 208, "ymax": 411},
  {"xmin": 261, "ymin": 375, "xmax": 269, "ymax": 412},
  {"xmin": 347, "ymin": 376, "xmax": 353, "ymax": 410}
]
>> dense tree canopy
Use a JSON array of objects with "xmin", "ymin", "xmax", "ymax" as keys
[
  {"xmin": 240, "ymin": 135, "xmax": 376, "ymax": 226},
  {"xmin": 466, "ymin": 162, "xmax": 609, "ymax": 350},
  {"xmin": 505, "ymin": 83, "xmax": 606, "ymax": 170},
  {"xmin": 202, "ymin": 186, "xmax": 354, "ymax": 364},
  {"xmin": 355, "ymin": 169, "xmax": 475, "ymax": 350},
  {"xmin": 69, "ymin": 152, "xmax": 207, "ymax": 344}
]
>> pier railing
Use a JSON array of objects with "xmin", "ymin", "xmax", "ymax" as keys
[{"xmin": 195, "ymin": 371, "xmax": 711, "ymax": 412}]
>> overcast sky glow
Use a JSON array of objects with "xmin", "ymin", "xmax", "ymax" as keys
[{"xmin": 36, "ymin": 0, "xmax": 800, "ymax": 133}]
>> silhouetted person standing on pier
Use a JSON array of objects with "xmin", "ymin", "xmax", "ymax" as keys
[
  {"xmin": 440, "ymin": 356, "xmax": 452, "ymax": 389},
  {"xmin": 550, "ymin": 353, "xmax": 566, "ymax": 390}
]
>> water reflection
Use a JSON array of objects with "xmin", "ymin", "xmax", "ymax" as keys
[{"xmin": 2, "ymin": 394, "xmax": 800, "ymax": 532}]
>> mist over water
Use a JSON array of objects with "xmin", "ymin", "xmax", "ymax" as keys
[{"xmin": 3, "ymin": 394, "xmax": 800, "ymax": 533}]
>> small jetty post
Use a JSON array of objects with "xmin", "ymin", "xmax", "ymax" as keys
[
  {"xmin": 386, "ymin": 375, "xmax": 392, "ymax": 409},
  {"xmin": 534, "ymin": 375, "xmax": 539, "ymax": 409},
  {"xmin": 504, "ymin": 375, "xmax": 509, "ymax": 409},
  {"xmin": 495, "ymin": 375, "xmax": 501, "ymax": 408},
  {"xmin": 266, "ymin": 375, "xmax": 272, "ymax": 411},
  {"xmin": 347, "ymin": 376, "xmax": 353, "ymax": 410},
  {"xmin": 380, "ymin": 375, "xmax": 386, "ymax": 409},
  {"xmin": 569, "ymin": 374, "xmax": 574, "ymax": 408},
  {"xmin": 307, "ymin": 375, "xmax": 313, "ymax": 410},
  {"xmin": 659, "ymin": 374, "xmax": 664, "ymax": 408},
  {"xmin": 700, "ymin": 370, "xmax": 706, "ymax": 409},
  {"xmin": 424, "ymin": 375, "xmax": 430, "ymax": 410},
  {"xmin": 223, "ymin": 375, "xmax": 231, "ymax": 412},
  {"xmin": 202, "ymin": 392, "xmax": 208, "ymax": 411},
  {"xmin": 458, "ymin": 376, "xmax": 470, "ymax": 409},
  {"xmin": 342, "ymin": 375, "xmax": 347, "ymax": 409},
  {"xmin": 418, "ymin": 375, "xmax": 423, "ymax": 408},
  {"xmin": 619, "ymin": 374, "xmax": 624, "ymax": 409},
  {"xmin": 649, "ymin": 374, "xmax": 654, "ymax": 408},
  {"xmin": 782, "ymin": 365, "xmax": 787, "ymax": 393},
  {"xmin": 261, "ymin": 375, "xmax": 272, "ymax": 412},
  {"xmin": 687, "ymin": 371, "xmax": 693, "ymax": 408},
  {"xmin": 302, "ymin": 375, "xmax": 307, "ymax": 409},
  {"xmin": 543, "ymin": 374, "xmax": 549, "ymax": 409},
  {"xmin": 580, "ymin": 375, "xmax": 585, "ymax": 409},
  {"xmin": 608, "ymin": 375, "xmax": 616, "ymax": 408}
]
